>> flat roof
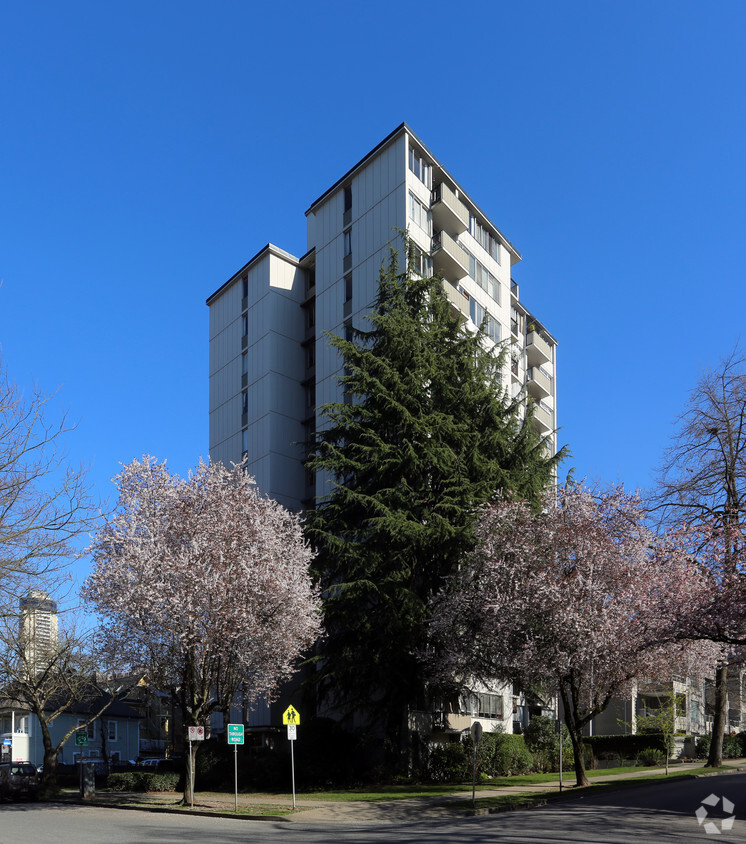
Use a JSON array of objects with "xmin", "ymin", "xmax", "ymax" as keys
[
  {"xmin": 205, "ymin": 243, "xmax": 300, "ymax": 305},
  {"xmin": 305, "ymin": 122, "xmax": 521, "ymax": 263}
]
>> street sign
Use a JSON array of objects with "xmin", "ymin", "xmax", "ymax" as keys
[
  {"xmin": 282, "ymin": 705, "xmax": 300, "ymax": 725},
  {"xmin": 75, "ymin": 731, "xmax": 88, "ymax": 746},
  {"xmin": 227, "ymin": 724, "xmax": 244, "ymax": 745},
  {"xmin": 187, "ymin": 726, "xmax": 205, "ymax": 741},
  {"xmin": 470, "ymin": 721, "xmax": 483, "ymax": 744},
  {"xmin": 287, "ymin": 724, "xmax": 297, "ymax": 741}
]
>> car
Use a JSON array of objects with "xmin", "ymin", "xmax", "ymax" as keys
[{"xmin": 0, "ymin": 762, "xmax": 40, "ymax": 801}]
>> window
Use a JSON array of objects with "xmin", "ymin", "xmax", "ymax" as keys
[
  {"xmin": 241, "ymin": 352, "xmax": 248, "ymax": 376},
  {"xmin": 107, "ymin": 721, "xmax": 117, "ymax": 742},
  {"xmin": 241, "ymin": 275, "xmax": 248, "ymax": 299},
  {"xmin": 306, "ymin": 269, "xmax": 315, "ymax": 292},
  {"xmin": 408, "ymin": 147, "xmax": 431, "ymax": 187},
  {"xmin": 241, "ymin": 391, "xmax": 248, "ymax": 414},
  {"xmin": 306, "ymin": 342, "xmax": 315, "ymax": 369},
  {"xmin": 343, "ymin": 228, "xmax": 352, "ymax": 257},
  {"xmin": 408, "ymin": 243, "xmax": 432, "ymax": 277},
  {"xmin": 306, "ymin": 383, "xmax": 316, "ymax": 409},
  {"xmin": 408, "ymin": 191, "xmax": 431, "ymax": 235},
  {"xmin": 344, "ymin": 273, "xmax": 353, "ymax": 303},
  {"xmin": 241, "ymin": 428, "xmax": 248, "ymax": 454},
  {"xmin": 467, "ymin": 252, "xmax": 500, "ymax": 304},
  {"xmin": 470, "ymin": 300, "xmax": 501, "ymax": 344},
  {"xmin": 470, "ymin": 216, "xmax": 500, "ymax": 264},
  {"xmin": 306, "ymin": 304, "xmax": 315, "ymax": 329},
  {"xmin": 242, "ymin": 314, "xmax": 248, "ymax": 337},
  {"xmin": 14, "ymin": 715, "xmax": 29, "ymax": 735},
  {"xmin": 344, "ymin": 320, "xmax": 353, "ymax": 343},
  {"xmin": 478, "ymin": 694, "xmax": 504, "ymax": 720},
  {"xmin": 77, "ymin": 719, "xmax": 95, "ymax": 740},
  {"xmin": 343, "ymin": 186, "xmax": 352, "ymax": 213}
]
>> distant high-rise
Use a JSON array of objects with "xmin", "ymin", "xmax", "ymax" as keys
[{"xmin": 19, "ymin": 590, "xmax": 58, "ymax": 667}]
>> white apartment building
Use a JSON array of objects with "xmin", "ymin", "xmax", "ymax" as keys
[{"xmin": 207, "ymin": 123, "xmax": 557, "ymax": 517}]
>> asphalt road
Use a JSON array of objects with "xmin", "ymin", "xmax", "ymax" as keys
[{"xmin": 0, "ymin": 774, "xmax": 744, "ymax": 843}]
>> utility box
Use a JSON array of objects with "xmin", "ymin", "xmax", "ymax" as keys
[{"xmin": 80, "ymin": 762, "xmax": 96, "ymax": 798}]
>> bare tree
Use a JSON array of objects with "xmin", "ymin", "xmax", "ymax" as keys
[
  {"xmin": 0, "ymin": 612, "xmax": 116, "ymax": 796},
  {"xmin": 0, "ymin": 363, "xmax": 99, "ymax": 610},
  {"xmin": 652, "ymin": 346, "xmax": 746, "ymax": 767}
]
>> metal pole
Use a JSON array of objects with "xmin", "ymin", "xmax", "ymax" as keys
[
  {"xmin": 559, "ymin": 729, "xmax": 563, "ymax": 792},
  {"xmin": 472, "ymin": 741, "xmax": 478, "ymax": 809},
  {"xmin": 189, "ymin": 739, "xmax": 193, "ymax": 809},
  {"xmin": 290, "ymin": 738, "xmax": 296, "ymax": 810},
  {"xmin": 234, "ymin": 744, "xmax": 238, "ymax": 813}
]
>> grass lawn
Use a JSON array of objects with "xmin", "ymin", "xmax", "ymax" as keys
[{"xmin": 297, "ymin": 763, "xmax": 702, "ymax": 801}]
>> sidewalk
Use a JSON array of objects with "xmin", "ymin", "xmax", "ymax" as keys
[{"xmin": 63, "ymin": 759, "xmax": 746, "ymax": 824}]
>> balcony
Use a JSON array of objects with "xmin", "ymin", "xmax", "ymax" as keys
[
  {"xmin": 526, "ymin": 366, "xmax": 552, "ymax": 399},
  {"xmin": 531, "ymin": 400, "xmax": 553, "ymax": 433},
  {"xmin": 432, "ymin": 230, "xmax": 469, "ymax": 282},
  {"xmin": 431, "ymin": 183, "xmax": 469, "ymax": 234},
  {"xmin": 441, "ymin": 281, "xmax": 469, "ymax": 321},
  {"xmin": 526, "ymin": 330, "xmax": 552, "ymax": 366}
]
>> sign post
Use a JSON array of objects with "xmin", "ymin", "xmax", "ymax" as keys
[
  {"xmin": 76, "ymin": 730, "xmax": 88, "ymax": 796},
  {"xmin": 282, "ymin": 706, "xmax": 300, "ymax": 810},
  {"xmin": 227, "ymin": 724, "xmax": 245, "ymax": 813},
  {"xmin": 470, "ymin": 721, "xmax": 483, "ymax": 810},
  {"xmin": 186, "ymin": 726, "xmax": 205, "ymax": 809}
]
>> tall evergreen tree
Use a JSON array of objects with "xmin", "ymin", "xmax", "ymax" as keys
[{"xmin": 304, "ymin": 247, "xmax": 565, "ymax": 766}]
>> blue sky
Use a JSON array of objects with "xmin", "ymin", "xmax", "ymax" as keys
[{"xmin": 2, "ymin": 1, "xmax": 745, "ymax": 587}]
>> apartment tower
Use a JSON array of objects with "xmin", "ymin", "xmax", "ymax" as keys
[{"xmin": 207, "ymin": 123, "xmax": 557, "ymax": 513}]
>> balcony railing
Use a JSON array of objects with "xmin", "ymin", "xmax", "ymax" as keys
[
  {"xmin": 431, "ymin": 183, "xmax": 469, "ymax": 234},
  {"xmin": 526, "ymin": 330, "xmax": 552, "ymax": 366},
  {"xmin": 432, "ymin": 230, "xmax": 469, "ymax": 282},
  {"xmin": 531, "ymin": 399, "xmax": 553, "ymax": 433},
  {"xmin": 442, "ymin": 281, "xmax": 470, "ymax": 320},
  {"xmin": 527, "ymin": 366, "xmax": 552, "ymax": 399}
]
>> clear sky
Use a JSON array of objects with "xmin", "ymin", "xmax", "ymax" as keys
[{"xmin": 2, "ymin": 1, "xmax": 745, "ymax": 588}]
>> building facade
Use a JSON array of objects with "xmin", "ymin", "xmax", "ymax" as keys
[
  {"xmin": 207, "ymin": 123, "xmax": 557, "ymax": 514},
  {"xmin": 207, "ymin": 125, "xmax": 557, "ymax": 739}
]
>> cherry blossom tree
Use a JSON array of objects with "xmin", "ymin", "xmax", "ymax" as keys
[
  {"xmin": 429, "ymin": 485, "xmax": 719, "ymax": 787},
  {"xmin": 83, "ymin": 456, "xmax": 322, "ymax": 803}
]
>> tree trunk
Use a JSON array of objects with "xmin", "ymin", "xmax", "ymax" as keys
[
  {"xmin": 707, "ymin": 663, "xmax": 728, "ymax": 767},
  {"xmin": 41, "ymin": 746, "xmax": 59, "ymax": 798},
  {"xmin": 183, "ymin": 741, "xmax": 198, "ymax": 805},
  {"xmin": 559, "ymin": 683, "xmax": 589, "ymax": 787}
]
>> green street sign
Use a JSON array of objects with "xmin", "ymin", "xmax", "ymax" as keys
[
  {"xmin": 75, "ymin": 730, "xmax": 88, "ymax": 746},
  {"xmin": 227, "ymin": 723, "xmax": 244, "ymax": 745}
]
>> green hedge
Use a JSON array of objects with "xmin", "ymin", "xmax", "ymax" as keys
[
  {"xmin": 107, "ymin": 772, "xmax": 181, "ymax": 792},
  {"xmin": 424, "ymin": 733, "xmax": 535, "ymax": 782},
  {"xmin": 585, "ymin": 733, "xmax": 671, "ymax": 759}
]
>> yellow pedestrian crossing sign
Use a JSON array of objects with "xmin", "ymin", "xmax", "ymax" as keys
[{"xmin": 282, "ymin": 705, "xmax": 300, "ymax": 725}]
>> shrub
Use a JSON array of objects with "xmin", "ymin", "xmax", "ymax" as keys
[
  {"xmin": 723, "ymin": 735, "xmax": 742, "ymax": 758},
  {"xmin": 637, "ymin": 748, "xmax": 666, "ymax": 767},
  {"xmin": 696, "ymin": 736, "xmax": 711, "ymax": 759},
  {"xmin": 423, "ymin": 741, "xmax": 469, "ymax": 782},
  {"xmin": 107, "ymin": 772, "xmax": 180, "ymax": 792},
  {"xmin": 523, "ymin": 716, "xmax": 572, "ymax": 772},
  {"xmin": 489, "ymin": 734, "xmax": 534, "ymax": 776}
]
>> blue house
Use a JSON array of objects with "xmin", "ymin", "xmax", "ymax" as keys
[{"xmin": 0, "ymin": 693, "xmax": 141, "ymax": 767}]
